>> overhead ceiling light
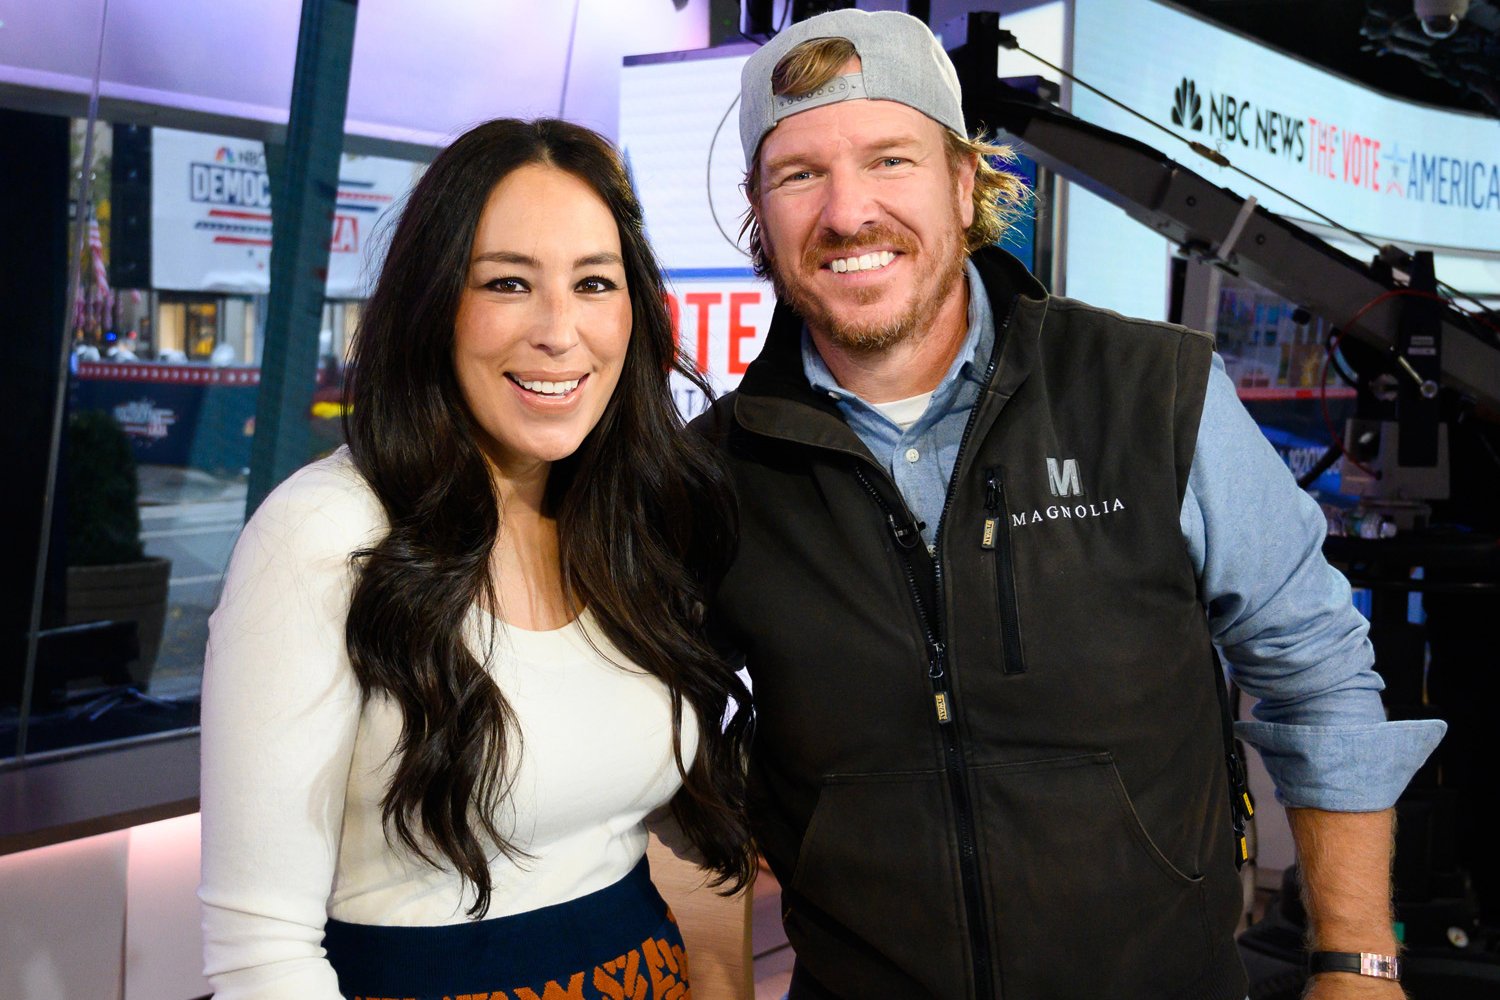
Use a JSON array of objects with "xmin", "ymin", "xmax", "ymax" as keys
[{"xmin": 1414, "ymin": 0, "xmax": 1470, "ymax": 37}]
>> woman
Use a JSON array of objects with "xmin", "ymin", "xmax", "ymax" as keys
[{"xmin": 199, "ymin": 119, "xmax": 752, "ymax": 1000}]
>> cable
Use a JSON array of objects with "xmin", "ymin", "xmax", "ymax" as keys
[
  {"xmin": 1434, "ymin": 282, "xmax": 1500, "ymax": 326},
  {"xmin": 1329, "ymin": 344, "xmax": 1360, "ymax": 389},
  {"xmin": 706, "ymin": 93, "xmax": 751, "ymax": 257},
  {"xmin": 736, "ymin": 0, "xmax": 791, "ymax": 44},
  {"xmin": 22, "ymin": 0, "xmax": 113, "ymax": 761},
  {"xmin": 1453, "ymin": 397, "xmax": 1500, "ymax": 473},
  {"xmin": 1000, "ymin": 38, "xmax": 1391, "ymax": 256},
  {"xmin": 1295, "ymin": 445, "xmax": 1343, "ymax": 490},
  {"xmin": 712, "ymin": 3, "xmax": 789, "ymax": 257},
  {"xmin": 1442, "ymin": 297, "xmax": 1500, "ymax": 346},
  {"xmin": 557, "ymin": 0, "xmax": 584, "ymax": 118},
  {"xmin": 1471, "ymin": 417, "xmax": 1500, "ymax": 473}
]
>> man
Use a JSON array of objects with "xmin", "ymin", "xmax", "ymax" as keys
[{"xmin": 694, "ymin": 9, "xmax": 1445, "ymax": 1000}]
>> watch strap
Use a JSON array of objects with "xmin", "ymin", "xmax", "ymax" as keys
[{"xmin": 1308, "ymin": 950, "xmax": 1402, "ymax": 981}]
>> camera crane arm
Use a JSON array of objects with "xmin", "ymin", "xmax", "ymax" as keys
[{"xmin": 948, "ymin": 14, "xmax": 1500, "ymax": 416}]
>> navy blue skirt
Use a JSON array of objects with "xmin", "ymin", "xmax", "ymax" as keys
[{"xmin": 322, "ymin": 858, "xmax": 690, "ymax": 1000}]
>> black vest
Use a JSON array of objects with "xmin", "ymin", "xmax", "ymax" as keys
[{"xmin": 698, "ymin": 247, "xmax": 1247, "ymax": 1000}]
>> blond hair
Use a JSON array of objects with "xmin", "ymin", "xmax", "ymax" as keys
[{"xmin": 742, "ymin": 37, "xmax": 1030, "ymax": 275}]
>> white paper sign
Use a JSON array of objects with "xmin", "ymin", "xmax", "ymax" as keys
[{"xmin": 151, "ymin": 127, "xmax": 421, "ymax": 297}]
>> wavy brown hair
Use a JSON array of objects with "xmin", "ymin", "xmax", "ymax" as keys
[
  {"xmin": 343, "ymin": 118, "xmax": 752, "ymax": 916},
  {"xmin": 741, "ymin": 36, "xmax": 1030, "ymax": 274}
]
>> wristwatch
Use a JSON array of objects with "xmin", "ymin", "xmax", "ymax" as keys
[{"xmin": 1307, "ymin": 950, "xmax": 1402, "ymax": 981}]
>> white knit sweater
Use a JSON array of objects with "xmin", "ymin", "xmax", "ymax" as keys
[{"xmin": 198, "ymin": 449, "xmax": 697, "ymax": 999}]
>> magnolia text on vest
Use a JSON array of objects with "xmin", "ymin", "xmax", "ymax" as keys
[{"xmin": 1012, "ymin": 498, "xmax": 1126, "ymax": 526}]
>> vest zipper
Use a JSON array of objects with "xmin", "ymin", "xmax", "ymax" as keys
[
  {"xmin": 852, "ymin": 466, "xmax": 949, "ymax": 724},
  {"xmin": 925, "ymin": 300, "xmax": 1007, "ymax": 1000},
  {"xmin": 853, "ymin": 466, "xmax": 995, "ymax": 1000},
  {"xmin": 848, "ymin": 296, "xmax": 1015, "ymax": 1000},
  {"xmin": 982, "ymin": 469, "xmax": 1027, "ymax": 675}
]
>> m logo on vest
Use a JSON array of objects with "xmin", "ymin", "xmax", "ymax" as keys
[
  {"xmin": 1012, "ymin": 457, "xmax": 1126, "ymax": 529},
  {"xmin": 1046, "ymin": 457, "xmax": 1083, "ymax": 497}
]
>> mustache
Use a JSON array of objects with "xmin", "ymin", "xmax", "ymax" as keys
[{"xmin": 800, "ymin": 227, "xmax": 917, "ymax": 270}]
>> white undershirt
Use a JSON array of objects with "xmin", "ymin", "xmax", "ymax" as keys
[
  {"xmin": 198, "ymin": 449, "xmax": 697, "ymax": 999},
  {"xmin": 868, "ymin": 390, "xmax": 934, "ymax": 432}
]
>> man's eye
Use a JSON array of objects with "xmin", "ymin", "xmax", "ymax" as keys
[
  {"xmin": 577, "ymin": 275, "xmax": 620, "ymax": 293},
  {"xmin": 880, "ymin": 157, "xmax": 907, "ymax": 168},
  {"xmin": 776, "ymin": 170, "xmax": 814, "ymax": 186},
  {"xmin": 484, "ymin": 276, "xmax": 528, "ymax": 293}
]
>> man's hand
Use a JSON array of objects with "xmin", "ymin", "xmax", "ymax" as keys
[{"xmin": 1287, "ymin": 807, "xmax": 1408, "ymax": 1000}]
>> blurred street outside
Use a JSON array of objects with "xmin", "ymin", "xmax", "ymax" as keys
[{"xmin": 137, "ymin": 464, "xmax": 246, "ymax": 703}]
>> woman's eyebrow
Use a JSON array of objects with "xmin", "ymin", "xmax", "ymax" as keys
[
  {"xmin": 471, "ymin": 249, "xmax": 538, "ymax": 266},
  {"xmin": 469, "ymin": 250, "xmax": 623, "ymax": 267}
]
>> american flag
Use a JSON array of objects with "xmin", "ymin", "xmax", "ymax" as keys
[
  {"xmin": 88, "ymin": 217, "xmax": 109, "ymax": 297},
  {"xmin": 76, "ymin": 215, "xmax": 114, "ymax": 330}
]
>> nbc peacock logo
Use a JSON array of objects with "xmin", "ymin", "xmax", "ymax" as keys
[{"xmin": 1172, "ymin": 77, "xmax": 1204, "ymax": 132}]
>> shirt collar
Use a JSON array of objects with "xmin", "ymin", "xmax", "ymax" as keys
[{"xmin": 802, "ymin": 259, "xmax": 993, "ymax": 401}]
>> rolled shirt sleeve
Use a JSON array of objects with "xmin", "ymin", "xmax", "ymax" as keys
[{"xmin": 1181, "ymin": 354, "xmax": 1445, "ymax": 810}]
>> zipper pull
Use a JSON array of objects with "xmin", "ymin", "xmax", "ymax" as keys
[
  {"xmin": 927, "ymin": 640, "xmax": 947, "ymax": 679},
  {"xmin": 984, "ymin": 470, "xmax": 1003, "ymax": 512},
  {"xmin": 982, "ymin": 470, "xmax": 1002, "ymax": 549},
  {"xmin": 927, "ymin": 641, "xmax": 952, "ymax": 724}
]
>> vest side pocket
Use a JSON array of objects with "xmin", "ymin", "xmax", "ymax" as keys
[
  {"xmin": 786, "ymin": 769, "xmax": 969, "ymax": 1000},
  {"xmin": 971, "ymin": 751, "xmax": 1214, "ymax": 998}
]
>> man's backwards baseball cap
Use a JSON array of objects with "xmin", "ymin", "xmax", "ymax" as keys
[{"xmin": 738, "ymin": 9, "xmax": 966, "ymax": 171}]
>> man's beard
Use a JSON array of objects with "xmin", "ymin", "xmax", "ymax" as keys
[{"xmin": 764, "ymin": 213, "xmax": 968, "ymax": 355}]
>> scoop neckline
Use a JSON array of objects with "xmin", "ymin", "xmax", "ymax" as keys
[
  {"xmin": 472, "ymin": 606, "xmax": 602, "ymax": 658},
  {"xmin": 501, "ymin": 612, "xmax": 587, "ymax": 636}
]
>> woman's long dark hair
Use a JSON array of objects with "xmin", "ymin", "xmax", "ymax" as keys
[{"xmin": 343, "ymin": 118, "xmax": 752, "ymax": 916}]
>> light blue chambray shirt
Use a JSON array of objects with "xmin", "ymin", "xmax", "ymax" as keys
[{"xmin": 801, "ymin": 261, "xmax": 1445, "ymax": 810}]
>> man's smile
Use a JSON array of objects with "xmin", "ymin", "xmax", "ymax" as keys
[{"xmin": 827, "ymin": 250, "xmax": 897, "ymax": 273}]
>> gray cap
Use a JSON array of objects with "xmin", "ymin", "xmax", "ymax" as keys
[{"xmin": 739, "ymin": 9, "xmax": 966, "ymax": 171}]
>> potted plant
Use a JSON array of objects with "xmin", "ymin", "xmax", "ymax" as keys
[{"xmin": 64, "ymin": 409, "xmax": 172, "ymax": 690}]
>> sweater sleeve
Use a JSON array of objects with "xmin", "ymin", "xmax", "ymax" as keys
[{"xmin": 198, "ymin": 458, "xmax": 379, "ymax": 999}]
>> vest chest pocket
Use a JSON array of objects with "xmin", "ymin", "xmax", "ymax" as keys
[{"xmin": 981, "ymin": 468, "xmax": 1026, "ymax": 676}]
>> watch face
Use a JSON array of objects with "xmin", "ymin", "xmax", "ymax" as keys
[{"xmin": 1360, "ymin": 953, "xmax": 1401, "ymax": 980}]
